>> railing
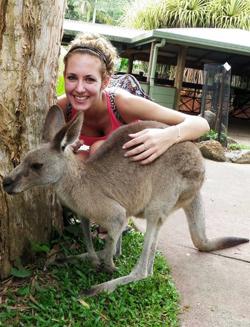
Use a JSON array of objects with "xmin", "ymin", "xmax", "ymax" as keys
[{"xmin": 179, "ymin": 85, "xmax": 250, "ymax": 119}]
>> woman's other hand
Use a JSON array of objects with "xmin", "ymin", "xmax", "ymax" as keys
[{"xmin": 70, "ymin": 139, "xmax": 84, "ymax": 153}]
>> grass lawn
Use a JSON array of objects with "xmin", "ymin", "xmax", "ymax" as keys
[{"xmin": 0, "ymin": 227, "xmax": 180, "ymax": 327}]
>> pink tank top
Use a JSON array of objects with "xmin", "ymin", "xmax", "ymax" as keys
[{"xmin": 71, "ymin": 91, "xmax": 122, "ymax": 146}]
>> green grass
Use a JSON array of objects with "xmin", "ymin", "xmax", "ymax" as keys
[
  {"xmin": 0, "ymin": 228, "xmax": 180, "ymax": 327},
  {"xmin": 228, "ymin": 143, "xmax": 250, "ymax": 151}
]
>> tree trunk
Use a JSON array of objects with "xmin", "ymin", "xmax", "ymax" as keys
[{"xmin": 0, "ymin": 0, "xmax": 66, "ymax": 279}]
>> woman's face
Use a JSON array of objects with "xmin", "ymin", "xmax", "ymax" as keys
[{"xmin": 64, "ymin": 53, "xmax": 106, "ymax": 111}]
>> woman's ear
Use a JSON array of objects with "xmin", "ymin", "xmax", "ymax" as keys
[{"xmin": 101, "ymin": 75, "xmax": 110, "ymax": 90}]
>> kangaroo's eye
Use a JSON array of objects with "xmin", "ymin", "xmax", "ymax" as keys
[{"xmin": 31, "ymin": 163, "xmax": 43, "ymax": 171}]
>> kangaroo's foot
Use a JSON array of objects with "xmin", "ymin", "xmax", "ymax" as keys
[
  {"xmin": 97, "ymin": 250, "xmax": 118, "ymax": 274},
  {"xmin": 81, "ymin": 269, "xmax": 148, "ymax": 297},
  {"xmin": 101, "ymin": 262, "xmax": 118, "ymax": 274},
  {"xmin": 53, "ymin": 251, "xmax": 102, "ymax": 270},
  {"xmin": 46, "ymin": 249, "xmax": 117, "ymax": 274}
]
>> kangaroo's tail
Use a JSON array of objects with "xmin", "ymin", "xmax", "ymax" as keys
[
  {"xmin": 183, "ymin": 193, "xmax": 249, "ymax": 252},
  {"xmin": 196, "ymin": 236, "xmax": 249, "ymax": 252}
]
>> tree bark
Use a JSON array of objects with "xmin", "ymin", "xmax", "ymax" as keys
[{"xmin": 0, "ymin": 0, "xmax": 66, "ymax": 279}]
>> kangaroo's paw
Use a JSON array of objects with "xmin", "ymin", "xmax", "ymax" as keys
[{"xmin": 80, "ymin": 280, "xmax": 117, "ymax": 297}]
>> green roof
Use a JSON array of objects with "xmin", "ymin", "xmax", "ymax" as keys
[
  {"xmin": 63, "ymin": 19, "xmax": 145, "ymax": 44},
  {"xmin": 64, "ymin": 20, "xmax": 250, "ymax": 55},
  {"xmin": 63, "ymin": 20, "xmax": 250, "ymax": 76},
  {"xmin": 151, "ymin": 28, "xmax": 250, "ymax": 56}
]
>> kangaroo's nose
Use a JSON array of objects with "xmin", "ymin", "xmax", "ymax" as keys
[{"xmin": 2, "ymin": 177, "xmax": 15, "ymax": 194}]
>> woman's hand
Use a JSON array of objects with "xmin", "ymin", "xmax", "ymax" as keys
[
  {"xmin": 69, "ymin": 139, "xmax": 84, "ymax": 153},
  {"xmin": 122, "ymin": 127, "xmax": 179, "ymax": 165}
]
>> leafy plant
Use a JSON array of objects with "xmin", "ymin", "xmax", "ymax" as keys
[
  {"xmin": 207, "ymin": 0, "xmax": 250, "ymax": 29},
  {"xmin": 10, "ymin": 267, "xmax": 32, "ymax": 279},
  {"xmin": 120, "ymin": 0, "xmax": 160, "ymax": 29},
  {"xmin": 30, "ymin": 241, "xmax": 50, "ymax": 254},
  {"xmin": 116, "ymin": 58, "xmax": 129, "ymax": 72},
  {"xmin": 200, "ymin": 129, "xmax": 228, "ymax": 145},
  {"xmin": 201, "ymin": 129, "xmax": 218, "ymax": 141},
  {"xmin": 10, "ymin": 258, "xmax": 32, "ymax": 279},
  {"xmin": 121, "ymin": 0, "xmax": 250, "ymax": 30}
]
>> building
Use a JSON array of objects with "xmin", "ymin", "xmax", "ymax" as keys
[{"xmin": 63, "ymin": 20, "xmax": 250, "ymax": 120}]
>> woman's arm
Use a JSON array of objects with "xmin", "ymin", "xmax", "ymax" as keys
[{"xmin": 114, "ymin": 89, "xmax": 210, "ymax": 164}]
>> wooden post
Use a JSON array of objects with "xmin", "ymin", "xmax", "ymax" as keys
[
  {"xmin": 127, "ymin": 55, "xmax": 134, "ymax": 74},
  {"xmin": 146, "ymin": 41, "xmax": 155, "ymax": 94},
  {"xmin": 147, "ymin": 42, "xmax": 155, "ymax": 83},
  {"xmin": 174, "ymin": 46, "xmax": 187, "ymax": 110}
]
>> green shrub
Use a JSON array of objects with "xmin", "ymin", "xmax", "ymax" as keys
[
  {"xmin": 56, "ymin": 75, "xmax": 65, "ymax": 96},
  {"xmin": 200, "ymin": 129, "xmax": 227, "ymax": 145}
]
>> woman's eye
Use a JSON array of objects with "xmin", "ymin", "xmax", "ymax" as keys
[
  {"xmin": 67, "ymin": 75, "xmax": 77, "ymax": 81},
  {"xmin": 86, "ymin": 77, "xmax": 95, "ymax": 83}
]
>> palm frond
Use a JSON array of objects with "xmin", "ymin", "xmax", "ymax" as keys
[{"xmin": 121, "ymin": 0, "xmax": 250, "ymax": 30}]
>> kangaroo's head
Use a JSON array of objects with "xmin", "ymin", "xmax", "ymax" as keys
[{"xmin": 2, "ymin": 105, "xmax": 83, "ymax": 195}]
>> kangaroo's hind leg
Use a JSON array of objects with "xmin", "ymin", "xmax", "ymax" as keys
[
  {"xmin": 82, "ymin": 204, "xmax": 170, "ymax": 297},
  {"xmin": 80, "ymin": 217, "xmax": 101, "ymax": 268},
  {"xmin": 184, "ymin": 192, "xmax": 249, "ymax": 252},
  {"xmin": 133, "ymin": 214, "xmax": 163, "ymax": 277}
]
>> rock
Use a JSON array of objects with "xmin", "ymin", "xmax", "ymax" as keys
[
  {"xmin": 197, "ymin": 140, "xmax": 227, "ymax": 162},
  {"xmin": 201, "ymin": 110, "xmax": 226, "ymax": 133},
  {"xmin": 225, "ymin": 150, "xmax": 250, "ymax": 164}
]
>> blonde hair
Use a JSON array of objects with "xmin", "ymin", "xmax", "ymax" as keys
[{"xmin": 64, "ymin": 32, "xmax": 118, "ymax": 77}]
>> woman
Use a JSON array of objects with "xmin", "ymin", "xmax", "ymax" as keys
[{"xmin": 57, "ymin": 32, "xmax": 209, "ymax": 164}]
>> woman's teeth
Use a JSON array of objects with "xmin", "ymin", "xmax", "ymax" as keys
[{"xmin": 75, "ymin": 96, "xmax": 88, "ymax": 101}]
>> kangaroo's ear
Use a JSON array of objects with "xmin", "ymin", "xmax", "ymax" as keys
[
  {"xmin": 42, "ymin": 105, "xmax": 66, "ymax": 142},
  {"xmin": 52, "ymin": 112, "xmax": 84, "ymax": 151}
]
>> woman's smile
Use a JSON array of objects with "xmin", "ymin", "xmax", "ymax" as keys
[
  {"xmin": 74, "ymin": 95, "xmax": 89, "ymax": 103},
  {"xmin": 64, "ymin": 53, "xmax": 104, "ymax": 111}
]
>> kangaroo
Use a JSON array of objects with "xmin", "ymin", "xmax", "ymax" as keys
[{"xmin": 3, "ymin": 105, "xmax": 248, "ymax": 296}]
